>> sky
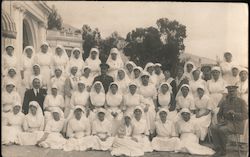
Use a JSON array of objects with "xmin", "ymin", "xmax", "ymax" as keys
[{"xmin": 47, "ymin": 2, "xmax": 248, "ymax": 66}]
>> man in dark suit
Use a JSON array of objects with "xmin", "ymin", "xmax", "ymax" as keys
[
  {"xmin": 93, "ymin": 63, "xmax": 114, "ymax": 93},
  {"xmin": 22, "ymin": 78, "xmax": 47, "ymax": 114}
]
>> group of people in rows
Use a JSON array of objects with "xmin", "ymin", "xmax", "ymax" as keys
[{"xmin": 2, "ymin": 42, "xmax": 248, "ymax": 157}]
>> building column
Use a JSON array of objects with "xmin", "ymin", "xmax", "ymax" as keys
[
  {"xmin": 12, "ymin": 4, "xmax": 25, "ymax": 69},
  {"xmin": 38, "ymin": 21, "xmax": 47, "ymax": 49}
]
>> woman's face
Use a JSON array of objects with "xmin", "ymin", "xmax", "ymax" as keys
[
  {"xmin": 147, "ymin": 66, "xmax": 154, "ymax": 75},
  {"xmin": 51, "ymin": 88, "xmax": 58, "ymax": 96},
  {"xmin": 52, "ymin": 112, "xmax": 60, "ymax": 121},
  {"xmin": 212, "ymin": 70, "xmax": 220, "ymax": 80},
  {"xmin": 8, "ymin": 69, "xmax": 16, "ymax": 77},
  {"xmin": 177, "ymin": 69, "xmax": 184, "ymax": 77},
  {"xmin": 141, "ymin": 76, "xmax": 149, "ymax": 86},
  {"xmin": 111, "ymin": 53, "xmax": 117, "ymax": 60},
  {"xmin": 91, "ymin": 51, "xmax": 97, "ymax": 59},
  {"xmin": 134, "ymin": 69, "xmax": 141, "ymax": 78},
  {"xmin": 159, "ymin": 111, "xmax": 167, "ymax": 123},
  {"xmin": 186, "ymin": 64, "xmax": 194, "ymax": 73},
  {"xmin": 84, "ymin": 68, "xmax": 91, "ymax": 76},
  {"xmin": 193, "ymin": 70, "xmax": 200, "ymax": 80},
  {"xmin": 25, "ymin": 48, "xmax": 33, "ymax": 58},
  {"xmin": 110, "ymin": 84, "xmax": 118, "ymax": 94},
  {"xmin": 6, "ymin": 85, "xmax": 14, "ymax": 93},
  {"xmin": 66, "ymin": 50, "xmax": 71, "ymax": 58},
  {"xmin": 73, "ymin": 50, "xmax": 80, "ymax": 59},
  {"xmin": 71, "ymin": 67, "xmax": 78, "ymax": 75},
  {"xmin": 13, "ymin": 106, "xmax": 21, "ymax": 115},
  {"xmin": 30, "ymin": 105, "xmax": 37, "ymax": 116},
  {"xmin": 124, "ymin": 116, "xmax": 131, "ymax": 125},
  {"xmin": 239, "ymin": 71, "xmax": 248, "ymax": 81},
  {"xmin": 33, "ymin": 65, "xmax": 40, "ymax": 75},
  {"xmin": 98, "ymin": 112, "xmax": 105, "ymax": 121},
  {"xmin": 134, "ymin": 109, "xmax": 142, "ymax": 120},
  {"xmin": 161, "ymin": 84, "xmax": 169, "ymax": 94},
  {"xmin": 118, "ymin": 70, "xmax": 125, "ymax": 80},
  {"xmin": 232, "ymin": 68, "xmax": 239, "ymax": 77},
  {"xmin": 129, "ymin": 85, "xmax": 137, "ymax": 95},
  {"xmin": 94, "ymin": 83, "xmax": 102, "ymax": 93},
  {"xmin": 154, "ymin": 66, "xmax": 161, "ymax": 75},
  {"xmin": 126, "ymin": 64, "xmax": 133, "ymax": 73},
  {"xmin": 224, "ymin": 53, "xmax": 232, "ymax": 62},
  {"xmin": 74, "ymin": 109, "xmax": 82, "ymax": 120},
  {"xmin": 197, "ymin": 88, "xmax": 204, "ymax": 98},
  {"xmin": 163, "ymin": 70, "xmax": 171, "ymax": 79},
  {"xmin": 55, "ymin": 69, "xmax": 62, "ymax": 77},
  {"xmin": 6, "ymin": 47, "xmax": 14, "ymax": 56},
  {"xmin": 41, "ymin": 45, "xmax": 48, "ymax": 53},
  {"xmin": 78, "ymin": 83, "xmax": 85, "ymax": 92},
  {"xmin": 56, "ymin": 48, "xmax": 63, "ymax": 56},
  {"xmin": 181, "ymin": 86, "xmax": 189, "ymax": 97},
  {"xmin": 181, "ymin": 112, "xmax": 190, "ymax": 122}
]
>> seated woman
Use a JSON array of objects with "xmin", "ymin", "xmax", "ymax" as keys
[
  {"xmin": 18, "ymin": 101, "xmax": 45, "ymax": 145},
  {"xmin": 91, "ymin": 108, "xmax": 114, "ymax": 151},
  {"xmin": 43, "ymin": 84, "xmax": 64, "ymax": 122},
  {"xmin": 115, "ymin": 69, "xmax": 131, "ymax": 94},
  {"xmin": 156, "ymin": 82, "xmax": 177, "ymax": 122},
  {"xmin": 193, "ymin": 85, "xmax": 212, "ymax": 141},
  {"xmin": 124, "ymin": 61, "xmax": 137, "ymax": 79},
  {"xmin": 123, "ymin": 82, "xmax": 145, "ymax": 115},
  {"xmin": 176, "ymin": 108, "xmax": 215, "ymax": 155},
  {"xmin": 131, "ymin": 66, "xmax": 143, "ymax": 87},
  {"xmin": 111, "ymin": 114, "xmax": 144, "ymax": 157},
  {"xmin": 131, "ymin": 106, "xmax": 153, "ymax": 153},
  {"xmin": 106, "ymin": 82, "xmax": 124, "ymax": 136},
  {"xmin": 176, "ymin": 84, "xmax": 196, "ymax": 113},
  {"xmin": 38, "ymin": 108, "xmax": 66, "ymax": 149},
  {"xmin": 151, "ymin": 108, "xmax": 180, "ymax": 152},
  {"xmin": 2, "ymin": 103, "xmax": 25, "ymax": 145},
  {"xmin": 63, "ymin": 106, "xmax": 93, "ymax": 151}
]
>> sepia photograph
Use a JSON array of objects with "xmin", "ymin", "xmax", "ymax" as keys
[{"xmin": 1, "ymin": 1, "xmax": 248, "ymax": 157}]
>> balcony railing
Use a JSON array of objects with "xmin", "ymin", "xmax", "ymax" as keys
[{"xmin": 47, "ymin": 30, "xmax": 83, "ymax": 42}]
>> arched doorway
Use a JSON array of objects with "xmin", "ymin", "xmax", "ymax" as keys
[{"xmin": 23, "ymin": 19, "xmax": 34, "ymax": 50}]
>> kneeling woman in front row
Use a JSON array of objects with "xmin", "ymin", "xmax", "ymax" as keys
[
  {"xmin": 63, "ymin": 106, "xmax": 93, "ymax": 151},
  {"xmin": 111, "ymin": 114, "xmax": 144, "ymax": 157},
  {"xmin": 152, "ymin": 108, "xmax": 181, "ymax": 152}
]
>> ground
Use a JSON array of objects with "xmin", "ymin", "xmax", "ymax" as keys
[{"xmin": 1, "ymin": 144, "xmax": 248, "ymax": 157}]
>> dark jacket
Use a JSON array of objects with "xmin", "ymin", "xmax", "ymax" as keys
[{"xmin": 22, "ymin": 88, "xmax": 47, "ymax": 115}]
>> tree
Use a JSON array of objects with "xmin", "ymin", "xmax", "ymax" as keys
[
  {"xmin": 47, "ymin": 5, "xmax": 63, "ymax": 30},
  {"xmin": 124, "ymin": 18, "xmax": 187, "ymax": 77}
]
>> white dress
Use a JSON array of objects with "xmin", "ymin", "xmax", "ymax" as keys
[
  {"xmin": 123, "ymin": 93, "xmax": 145, "ymax": 115},
  {"xmin": 2, "ymin": 111, "xmax": 25, "ymax": 145},
  {"xmin": 220, "ymin": 61, "xmax": 236, "ymax": 84},
  {"xmin": 176, "ymin": 119, "xmax": 215, "ymax": 155},
  {"xmin": 176, "ymin": 94, "xmax": 196, "ymax": 111},
  {"xmin": 111, "ymin": 124, "xmax": 144, "ymax": 157},
  {"xmin": 50, "ymin": 76, "xmax": 66, "ymax": 96},
  {"xmin": 131, "ymin": 118, "xmax": 153, "ymax": 152},
  {"xmin": 151, "ymin": 120, "xmax": 181, "ymax": 151},
  {"xmin": 21, "ymin": 55, "xmax": 35, "ymax": 89},
  {"xmin": 91, "ymin": 118, "xmax": 115, "ymax": 151},
  {"xmin": 3, "ymin": 54, "xmax": 18, "ymax": 73},
  {"xmin": 2, "ymin": 91, "xmax": 21, "ymax": 120}
]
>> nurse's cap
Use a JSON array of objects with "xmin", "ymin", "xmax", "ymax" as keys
[
  {"xmin": 224, "ymin": 52, "xmax": 232, "ymax": 56},
  {"xmin": 51, "ymin": 84, "xmax": 58, "ymax": 89},
  {"xmin": 226, "ymin": 85, "xmax": 238, "ymax": 90},
  {"xmin": 180, "ymin": 108, "xmax": 191, "ymax": 114},
  {"xmin": 6, "ymin": 45, "xmax": 14, "ymax": 49},
  {"xmin": 211, "ymin": 66, "xmax": 221, "ymax": 72},
  {"xmin": 99, "ymin": 63, "xmax": 110, "ymax": 69},
  {"xmin": 97, "ymin": 108, "xmax": 106, "ymax": 114}
]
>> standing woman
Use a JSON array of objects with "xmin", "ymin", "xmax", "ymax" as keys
[
  {"xmin": 156, "ymin": 82, "xmax": 177, "ymax": 122},
  {"xmin": 206, "ymin": 66, "xmax": 227, "ymax": 125},
  {"xmin": 144, "ymin": 62, "xmax": 157, "ymax": 85},
  {"xmin": 107, "ymin": 48, "xmax": 124, "ymax": 78},
  {"xmin": 115, "ymin": 69, "xmax": 131, "ymax": 94},
  {"xmin": 175, "ymin": 66, "xmax": 189, "ymax": 91},
  {"xmin": 161, "ymin": 70, "xmax": 177, "ymax": 97},
  {"xmin": 131, "ymin": 66, "xmax": 143, "ymax": 87},
  {"xmin": 2, "ymin": 67, "xmax": 21, "ymax": 93},
  {"xmin": 89, "ymin": 81, "xmax": 106, "ymax": 110},
  {"xmin": 189, "ymin": 69, "xmax": 208, "ymax": 97},
  {"xmin": 175, "ymin": 84, "xmax": 196, "ymax": 113},
  {"xmin": 154, "ymin": 63, "xmax": 165, "ymax": 88},
  {"xmin": 63, "ymin": 106, "xmax": 93, "ymax": 151},
  {"xmin": 18, "ymin": 101, "xmax": 45, "ymax": 145},
  {"xmin": 50, "ymin": 67, "xmax": 66, "ymax": 96},
  {"xmin": 35, "ymin": 42, "xmax": 53, "ymax": 88},
  {"xmin": 106, "ymin": 82, "xmax": 124, "ymax": 136},
  {"xmin": 131, "ymin": 106, "xmax": 153, "ymax": 152},
  {"xmin": 29, "ymin": 64, "xmax": 45, "ymax": 90},
  {"xmin": 138, "ymin": 71, "xmax": 157, "ymax": 134},
  {"xmin": 229, "ymin": 65, "xmax": 240, "ymax": 85},
  {"xmin": 124, "ymin": 61, "xmax": 137, "ymax": 79},
  {"xmin": 183, "ymin": 61, "xmax": 196, "ymax": 81},
  {"xmin": 52, "ymin": 45, "xmax": 69, "ymax": 77},
  {"xmin": 80, "ymin": 66, "xmax": 94, "ymax": 92},
  {"xmin": 20, "ymin": 46, "xmax": 36, "ymax": 90},
  {"xmin": 3, "ymin": 45, "xmax": 17, "ymax": 75},
  {"xmin": 67, "ymin": 48, "xmax": 84, "ymax": 77},
  {"xmin": 91, "ymin": 108, "xmax": 114, "ymax": 151},
  {"xmin": 2, "ymin": 103, "xmax": 25, "ymax": 145},
  {"xmin": 85, "ymin": 48, "xmax": 101, "ymax": 77}
]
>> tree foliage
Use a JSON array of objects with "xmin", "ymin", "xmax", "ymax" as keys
[
  {"xmin": 47, "ymin": 5, "xmax": 63, "ymax": 30},
  {"xmin": 124, "ymin": 18, "xmax": 187, "ymax": 77}
]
